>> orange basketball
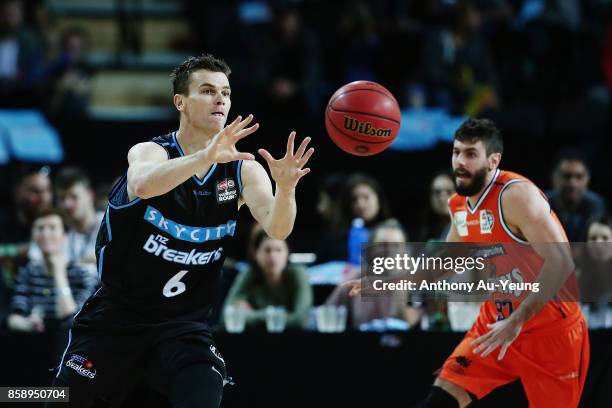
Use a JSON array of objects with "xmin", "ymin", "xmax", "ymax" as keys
[{"xmin": 325, "ymin": 81, "xmax": 401, "ymax": 156}]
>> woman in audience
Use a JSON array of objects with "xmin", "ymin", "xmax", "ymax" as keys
[
  {"xmin": 418, "ymin": 171, "xmax": 454, "ymax": 241},
  {"xmin": 223, "ymin": 229, "xmax": 313, "ymax": 329}
]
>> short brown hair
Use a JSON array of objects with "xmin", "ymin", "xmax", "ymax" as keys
[
  {"xmin": 32, "ymin": 207, "xmax": 67, "ymax": 231},
  {"xmin": 455, "ymin": 118, "xmax": 503, "ymax": 155},
  {"xmin": 170, "ymin": 54, "xmax": 231, "ymax": 95},
  {"xmin": 56, "ymin": 166, "xmax": 91, "ymax": 191}
]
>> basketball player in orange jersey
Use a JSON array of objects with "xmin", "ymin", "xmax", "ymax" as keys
[{"xmin": 348, "ymin": 118, "xmax": 589, "ymax": 407}]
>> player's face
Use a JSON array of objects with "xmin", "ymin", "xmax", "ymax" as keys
[
  {"xmin": 452, "ymin": 140, "xmax": 492, "ymax": 197},
  {"xmin": 256, "ymin": 238, "xmax": 289, "ymax": 281},
  {"xmin": 57, "ymin": 183, "xmax": 93, "ymax": 223},
  {"xmin": 32, "ymin": 215, "xmax": 65, "ymax": 255},
  {"xmin": 430, "ymin": 174, "xmax": 454, "ymax": 215},
  {"xmin": 351, "ymin": 183, "xmax": 380, "ymax": 223},
  {"xmin": 181, "ymin": 70, "xmax": 231, "ymax": 133},
  {"xmin": 587, "ymin": 222, "xmax": 612, "ymax": 261},
  {"xmin": 554, "ymin": 160, "xmax": 589, "ymax": 205}
]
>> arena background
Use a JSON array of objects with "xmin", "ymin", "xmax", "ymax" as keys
[{"xmin": 0, "ymin": 1, "xmax": 611, "ymax": 407}]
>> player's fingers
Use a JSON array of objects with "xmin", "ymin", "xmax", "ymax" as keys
[
  {"xmin": 297, "ymin": 168, "xmax": 311, "ymax": 178},
  {"xmin": 298, "ymin": 148, "xmax": 314, "ymax": 167},
  {"xmin": 225, "ymin": 115, "xmax": 242, "ymax": 133},
  {"xmin": 470, "ymin": 331, "xmax": 493, "ymax": 347},
  {"xmin": 236, "ymin": 151, "xmax": 255, "ymax": 161},
  {"xmin": 235, "ymin": 123, "xmax": 259, "ymax": 141},
  {"xmin": 498, "ymin": 341, "xmax": 511, "ymax": 360},
  {"xmin": 286, "ymin": 131, "xmax": 296, "ymax": 156},
  {"xmin": 480, "ymin": 340, "xmax": 502, "ymax": 358},
  {"xmin": 258, "ymin": 148, "xmax": 275, "ymax": 164},
  {"xmin": 294, "ymin": 136, "xmax": 311, "ymax": 158},
  {"xmin": 234, "ymin": 114, "xmax": 254, "ymax": 132}
]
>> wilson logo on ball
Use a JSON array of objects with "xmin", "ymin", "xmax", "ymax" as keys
[{"xmin": 343, "ymin": 116, "xmax": 392, "ymax": 137}]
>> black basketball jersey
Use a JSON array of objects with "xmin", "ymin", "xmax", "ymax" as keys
[{"xmin": 93, "ymin": 131, "xmax": 244, "ymax": 323}]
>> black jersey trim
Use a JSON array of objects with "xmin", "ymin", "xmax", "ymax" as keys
[
  {"xmin": 107, "ymin": 172, "xmax": 143, "ymax": 210},
  {"xmin": 172, "ymin": 132, "xmax": 218, "ymax": 186}
]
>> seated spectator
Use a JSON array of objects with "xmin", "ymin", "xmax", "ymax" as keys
[
  {"xmin": 0, "ymin": 166, "xmax": 52, "ymax": 263},
  {"xmin": 51, "ymin": 167, "xmax": 102, "ymax": 271},
  {"xmin": 418, "ymin": 171, "xmax": 454, "ymax": 241},
  {"xmin": 323, "ymin": 173, "xmax": 393, "ymax": 262},
  {"xmin": 546, "ymin": 149, "xmax": 606, "ymax": 242},
  {"xmin": 313, "ymin": 173, "xmax": 346, "ymax": 264},
  {"xmin": 578, "ymin": 215, "xmax": 612, "ymax": 329},
  {"xmin": 325, "ymin": 219, "xmax": 421, "ymax": 329},
  {"xmin": 7, "ymin": 208, "xmax": 97, "ymax": 333},
  {"xmin": 223, "ymin": 229, "xmax": 312, "ymax": 329}
]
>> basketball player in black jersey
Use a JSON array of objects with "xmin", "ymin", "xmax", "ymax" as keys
[{"xmin": 47, "ymin": 54, "xmax": 314, "ymax": 407}]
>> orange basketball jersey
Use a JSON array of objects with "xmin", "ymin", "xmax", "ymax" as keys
[{"xmin": 447, "ymin": 169, "xmax": 581, "ymax": 332}]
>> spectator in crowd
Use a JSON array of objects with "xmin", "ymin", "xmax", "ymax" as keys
[
  {"xmin": 7, "ymin": 208, "xmax": 97, "ymax": 333},
  {"xmin": 0, "ymin": 0, "xmax": 42, "ymax": 105},
  {"xmin": 578, "ymin": 215, "xmax": 612, "ymax": 328},
  {"xmin": 263, "ymin": 5, "xmax": 321, "ymax": 119},
  {"xmin": 422, "ymin": 0, "xmax": 499, "ymax": 115},
  {"xmin": 54, "ymin": 167, "xmax": 102, "ymax": 266},
  {"xmin": 324, "ymin": 173, "xmax": 393, "ymax": 262},
  {"xmin": 313, "ymin": 173, "xmax": 347, "ymax": 264},
  {"xmin": 325, "ymin": 219, "xmax": 420, "ymax": 329},
  {"xmin": 418, "ymin": 171, "xmax": 455, "ymax": 241},
  {"xmin": 546, "ymin": 148, "xmax": 606, "ymax": 242},
  {"xmin": 42, "ymin": 27, "xmax": 92, "ymax": 118},
  {"xmin": 223, "ymin": 229, "xmax": 313, "ymax": 329},
  {"xmin": 0, "ymin": 166, "xmax": 52, "ymax": 257}
]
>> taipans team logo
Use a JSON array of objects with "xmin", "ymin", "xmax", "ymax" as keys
[
  {"xmin": 66, "ymin": 354, "xmax": 97, "ymax": 379},
  {"xmin": 448, "ymin": 355, "xmax": 472, "ymax": 375},
  {"xmin": 479, "ymin": 209, "xmax": 495, "ymax": 234},
  {"xmin": 216, "ymin": 178, "xmax": 238, "ymax": 204}
]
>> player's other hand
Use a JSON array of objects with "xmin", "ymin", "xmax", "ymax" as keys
[
  {"xmin": 470, "ymin": 317, "xmax": 522, "ymax": 360},
  {"xmin": 205, "ymin": 114, "xmax": 259, "ymax": 163},
  {"xmin": 258, "ymin": 131, "xmax": 314, "ymax": 192}
]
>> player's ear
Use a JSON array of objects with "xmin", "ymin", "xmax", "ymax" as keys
[
  {"xmin": 489, "ymin": 152, "xmax": 501, "ymax": 170},
  {"xmin": 173, "ymin": 94, "xmax": 184, "ymax": 112}
]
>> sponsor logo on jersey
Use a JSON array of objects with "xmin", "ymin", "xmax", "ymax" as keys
[
  {"xmin": 66, "ymin": 354, "xmax": 97, "ymax": 379},
  {"xmin": 216, "ymin": 178, "xmax": 238, "ymax": 204},
  {"xmin": 143, "ymin": 234, "xmax": 223, "ymax": 265},
  {"xmin": 144, "ymin": 206, "xmax": 236, "ymax": 243},
  {"xmin": 193, "ymin": 189, "xmax": 212, "ymax": 196},
  {"xmin": 454, "ymin": 211, "xmax": 468, "ymax": 236},
  {"xmin": 480, "ymin": 209, "xmax": 495, "ymax": 234}
]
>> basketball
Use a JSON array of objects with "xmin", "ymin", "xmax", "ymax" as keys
[{"xmin": 325, "ymin": 81, "xmax": 401, "ymax": 156}]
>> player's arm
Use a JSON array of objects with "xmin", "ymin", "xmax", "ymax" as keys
[
  {"xmin": 127, "ymin": 142, "xmax": 211, "ymax": 200},
  {"xmin": 239, "ymin": 132, "xmax": 313, "ymax": 240},
  {"xmin": 501, "ymin": 182, "xmax": 574, "ymax": 324},
  {"xmin": 128, "ymin": 115, "xmax": 258, "ymax": 200}
]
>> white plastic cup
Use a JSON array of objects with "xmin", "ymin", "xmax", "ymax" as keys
[
  {"xmin": 265, "ymin": 306, "xmax": 287, "ymax": 333},
  {"xmin": 224, "ymin": 305, "xmax": 247, "ymax": 333}
]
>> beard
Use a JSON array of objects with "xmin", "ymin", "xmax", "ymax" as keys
[{"xmin": 453, "ymin": 166, "xmax": 488, "ymax": 197}]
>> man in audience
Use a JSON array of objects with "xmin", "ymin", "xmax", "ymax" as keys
[
  {"xmin": 54, "ymin": 166, "xmax": 102, "ymax": 269},
  {"xmin": 0, "ymin": 166, "xmax": 52, "ymax": 256},
  {"xmin": 546, "ymin": 149, "xmax": 606, "ymax": 242}
]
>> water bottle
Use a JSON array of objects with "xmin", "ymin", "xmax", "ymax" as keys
[{"xmin": 348, "ymin": 218, "xmax": 369, "ymax": 266}]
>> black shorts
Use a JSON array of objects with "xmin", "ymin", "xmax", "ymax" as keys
[{"xmin": 53, "ymin": 321, "xmax": 227, "ymax": 406}]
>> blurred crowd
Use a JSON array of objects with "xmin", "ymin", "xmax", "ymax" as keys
[
  {"xmin": 1, "ymin": 144, "xmax": 610, "ymax": 355},
  {"xmin": 0, "ymin": 0, "xmax": 611, "ymax": 372},
  {"xmin": 0, "ymin": 0, "xmax": 91, "ymax": 119}
]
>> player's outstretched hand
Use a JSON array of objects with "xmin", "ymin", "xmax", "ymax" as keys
[
  {"xmin": 470, "ymin": 317, "xmax": 522, "ymax": 360},
  {"xmin": 206, "ymin": 114, "xmax": 259, "ymax": 163},
  {"xmin": 258, "ymin": 131, "xmax": 314, "ymax": 191}
]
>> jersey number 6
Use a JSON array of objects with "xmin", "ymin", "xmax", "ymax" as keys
[{"xmin": 163, "ymin": 270, "xmax": 188, "ymax": 297}]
